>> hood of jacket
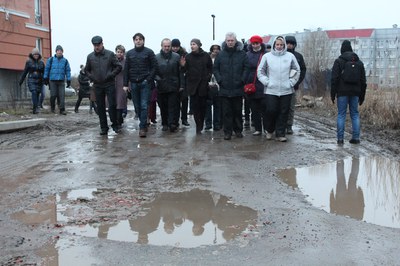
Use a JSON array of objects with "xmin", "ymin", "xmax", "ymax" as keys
[
  {"xmin": 271, "ymin": 36, "xmax": 287, "ymax": 56},
  {"xmin": 29, "ymin": 53, "xmax": 42, "ymax": 61},
  {"xmin": 339, "ymin": 51, "xmax": 360, "ymax": 62}
]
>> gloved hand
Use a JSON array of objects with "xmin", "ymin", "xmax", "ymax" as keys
[
  {"xmin": 66, "ymin": 80, "xmax": 71, "ymax": 88},
  {"xmin": 359, "ymin": 96, "xmax": 364, "ymax": 106},
  {"xmin": 43, "ymin": 78, "xmax": 49, "ymax": 86}
]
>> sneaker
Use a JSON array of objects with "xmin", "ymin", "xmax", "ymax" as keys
[
  {"xmin": 277, "ymin": 137, "xmax": 287, "ymax": 142},
  {"xmin": 100, "ymin": 130, "xmax": 108, "ymax": 135},
  {"xmin": 349, "ymin": 139, "xmax": 360, "ymax": 144},
  {"xmin": 60, "ymin": 110, "xmax": 67, "ymax": 115},
  {"xmin": 252, "ymin": 131, "xmax": 262, "ymax": 136},
  {"xmin": 337, "ymin": 139, "xmax": 344, "ymax": 145},
  {"xmin": 139, "ymin": 129, "xmax": 146, "ymax": 138},
  {"xmin": 112, "ymin": 126, "xmax": 122, "ymax": 133},
  {"xmin": 182, "ymin": 121, "xmax": 190, "ymax": 126},
  {"xmin": 205, "ymin": 125, "xmax": 212, "ymax": 131},
  {"xmin": 286, "ymin": 126, "xmax": 293, "ymax": 135},
  {"xmin": 266, "ymin": 132, "xmax": 273, "ymax": 140}
]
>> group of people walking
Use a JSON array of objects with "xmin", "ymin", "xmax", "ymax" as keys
[{"xmin": 19, "ymin": 31, "xmax": 366, "ymax": 144}]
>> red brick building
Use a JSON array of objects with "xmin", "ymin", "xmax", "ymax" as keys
[{"xmin": 0, "ymin": 0, "xmax": 51, "ymax": 105}]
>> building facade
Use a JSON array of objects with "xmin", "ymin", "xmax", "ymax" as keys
[{"xmin": 0, "ymin": 0, "xmax": 51, "ymax": 106}]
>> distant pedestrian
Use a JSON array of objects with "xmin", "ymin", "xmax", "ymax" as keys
[
  {"xmin": 123, "ymin": 33, "xmax": 158, "ymax": 138},
  {"xmin": 75, "ymin": 64, "xmax": 96, "ymax": 114},
  {"xmin": 19, "ymin": 48, "xmax": 45, "ymax": 114},
  {"xmin": 183, "ymin": 38, "xmax": 213, "ymax": 134},
  {"xmin": 285, "ymin": 35, "xmax": 306, "ymax": 135},
  {"xmin": 213, "ymin": 32, "xmax": 249, "ymax": 140},
  {"xmin": 85, "ymin": 36, "xmax": 122, "ymax": 135},
  {"xmin": 115, "ymin": 44, "xmax": 127, "ymax": 128},
  {"xmin": 331, "ymin": 40, "xmax": 367, "ymax": 145},
  {"xmin": 43, "ymin": 45, "xmax": 71, "ymax": 115},
  {"xmin": 257, "ymin": 36, "xmax": 300, "ymax": 142}
]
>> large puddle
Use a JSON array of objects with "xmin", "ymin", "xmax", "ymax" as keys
[
  {"xmin": 278, "ymin": 156, "xmax": 400, "ymax": 228},
  {"xmin": 13, "ymin": 189, "xmax": 258, "ymax": 252}
]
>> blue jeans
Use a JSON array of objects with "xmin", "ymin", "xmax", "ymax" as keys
[
  {"xmin": 337, "ymin": 96, "xmax": 360, "ymax": 140},
  {"xmin": 131, "ymin": 80, "xmax": 151, "ymax": 129}
]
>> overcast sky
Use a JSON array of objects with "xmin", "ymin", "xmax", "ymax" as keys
[{"xmin": 50, "ymin": 0, "xmax": 399, "ymax": 75}]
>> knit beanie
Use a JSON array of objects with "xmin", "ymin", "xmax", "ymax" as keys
[
  {"xmin": 191, "ymin": 38, "xmax": 202, "ymax": 47},
  {"xmin": 171, "ymin": 39, "xmax": 181, "ymax": 47},
  {"xmin": 340, "ymin": 40, "xmax": 353, "ymax": 54},
  {"xmin": 55, "ymin": 45, "xmax": 63, "ymax": 52}
]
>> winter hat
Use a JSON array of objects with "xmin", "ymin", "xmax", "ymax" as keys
[
  {"xmin": 55, "ymin": 45, "xmax": 63, "ymax": 52},
  {"xmin": 191, "ymin": 38, "xmax": 202, "ymax": 47},
  {"xmin": 249, "ymin": 35, "xmax": 263, "ymax": 44},
  {"xmin": 31, "ymin": 48, "xmax": 40, "ymax": 55},
  {"xmin": 171, "ymin": 38, "xmax": 181, "ymax": 47},
  {"xmin": 209, "ymin": 44, "xmax": 221, "ymax": 52},
  {"xmin": 91, "ymin": 35, "xmax": 103, "ymax": 45},
  {"xmin": 340, "ymin": 40, "xmax": 353, "ymax": 54}
]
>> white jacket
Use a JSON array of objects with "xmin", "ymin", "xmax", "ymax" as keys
[{"xmin": 257, "ymin": 37, "xmax": 300, "ymax": 96}]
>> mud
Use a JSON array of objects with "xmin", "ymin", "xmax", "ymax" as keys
[{"xmin": 0, "ymin": 105, "xmax": 399, "ymax": 265}]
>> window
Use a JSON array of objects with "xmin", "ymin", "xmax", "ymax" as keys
[
  {"xmin": 35, "ymin": 0, "xmax": 42, "ymax": 25},
  {"xmin": 36, "ymin": 38, "xmax": 42, "ymax": 54}
]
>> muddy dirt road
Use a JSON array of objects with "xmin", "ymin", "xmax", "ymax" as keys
[{"xmin": 0, "ymin": 107, "xmax": 399, "ymax": 266}]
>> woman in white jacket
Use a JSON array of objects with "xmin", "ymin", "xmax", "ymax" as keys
[{"xmin": 257, "ymin": 36, "xmax": 300, "ymax": 142}]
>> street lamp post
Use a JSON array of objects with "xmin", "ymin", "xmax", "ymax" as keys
[{"xmin": 211, "ymin": 14, "xmax": 215, "ymax": 41}]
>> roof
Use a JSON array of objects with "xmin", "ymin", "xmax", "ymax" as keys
[
  {"xmin": 326, "ymin": 29, "xmax": 374, "ymax": 39},
  {"xmin": 262, "ymin": 36, "xmax": 272, "ymax": 43}
]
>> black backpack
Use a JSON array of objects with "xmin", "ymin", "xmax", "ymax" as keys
[{"xmin": 341, "ymin": 56, "xmax": 362, "ymax": 84}]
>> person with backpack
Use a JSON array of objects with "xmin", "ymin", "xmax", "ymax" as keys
[
  {"xmin": 43, "ymin": 45, "xmax": 71, "ymax": 115},
  {"xmin": 331, "ymin": 40, "xmax": 367, "ymax": 145}
]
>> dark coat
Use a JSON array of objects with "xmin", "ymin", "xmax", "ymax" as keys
[
  {"xmin": 155, "ymin": 51, "xmax": 183, "ymax": 94},
  {"xmin": 331, "ymin": 51, "xmax": 367, "ymax": 101},
  {"xmin": 213, "ymin": 41, "xmax": 249, "ymax": 97},
  {"xmin": 287, "ymin": 48, "xmax": 306, "ymax": 90},
  {"xmin": 85, "ymin": 48, "xmax": 122, "ymax": 88},
  {"xmin": 246, "ymin": 44, "xmax": 266, "ymax": 99},
  {"xmin": 78, "ymin": 69, "xmax": 90, "ymax": 92},
  {"xmin": 123, "ymin": 46, "xmax": 157, "ymax": 86},
  {"xmin": 184, "ymin": 49, "xmax": 213, "ymax": 97},
  {"xmin": 19, "ymin": 53, "xmax": 45, "ymax": 92}
]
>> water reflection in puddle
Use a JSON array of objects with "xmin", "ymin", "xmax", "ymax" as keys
[{"xmin": 279, "ymin": 156, "xmax": 400, "ymax": 228}]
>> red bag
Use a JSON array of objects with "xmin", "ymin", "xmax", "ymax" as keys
[{"xmin": 244, "ymin": 83, "xmax": 256, "ymax": 94}]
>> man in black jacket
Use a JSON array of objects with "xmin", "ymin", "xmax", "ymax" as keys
[
  {"xmin": 123, "ymin": 33, "xmax": 157, "ymax": 138},
  {"xmin": 285, "ymin": 36, "xmax": 306, "ymax": 135},
  {"xmin": 85, "ymin": 36, "xmax": 122, "ymax": 135}
]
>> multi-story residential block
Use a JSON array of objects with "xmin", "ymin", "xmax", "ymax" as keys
[{"xmin": 0, "ymin": 0, "xmax": 51, "ymax": 106}]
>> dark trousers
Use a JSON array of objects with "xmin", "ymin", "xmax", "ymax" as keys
[
  {"xmin": 158, "ymin": 91, "xmax": 179, "ymax": 127},
  {"xmin": 221, "ymin": 96, "xmax": 243, "ymax": 134},
  {"xmin": 75, "ymin": 90, "xmax": 94, "ymax": 111},
  {"xmin": 264, "ymin": 94, "xmax": 293, "ymax": 137},
  {"xmin": 244, "ymin": 96, "xmax": 251, "ymax": 121},
  {"xmin": 192, "ymin": 92, "xmax": 207, "ymax": 133},
  {"xmin": 205, "ymin": 95, "xmax": 222, "ymax": 129},
  {"xmin": 49, "ymin": 80, "xmax": 65, "ymax": 111},
  {"xmin": 179, "ymin": 90, "xmax": 188, "ymax": 123},
  {"xmin": 249, "ymin": 97, "xmax": 264, "ymax": 132},
  {"xmin": 95, "ymin": 84, "xmax": 117, "ymax": 131}
]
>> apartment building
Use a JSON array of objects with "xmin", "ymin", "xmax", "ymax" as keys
[{"xmin": 0, "ymin": 0, "xmax": 51, "ymax": 106}]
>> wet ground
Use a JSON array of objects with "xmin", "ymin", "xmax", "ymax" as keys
[{"xmin": 0, "ymin": 106, "xmax": 399, "ymax": 265}]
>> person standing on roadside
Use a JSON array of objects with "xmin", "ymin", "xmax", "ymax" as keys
[
  {"xmin": 213, "ymin": 32, "xmax": 249, "ymax": 140},
  {"xmin": 155, "ymin": 38, "xmax": 183, "ymax": 132},
  {"xmin": 331, "ymin": 40, "xmax": 366, "ymax": 145},
  {"xmin": 114, "ymin": 44, "xmax": 127, "ymax": 128},
  {"xmin": 257, "ymin": 36, "xmax": 300, "ymax": 142},
  {"xmin": 85, "ymin": 36, "xmax": 122, "ymax": 135},
  {"xmin": 285, "ymin": 36, "xmax": 306, "ymax": 135},
  {"xmin": 123, "ymin": 33, "xmax": 158, "ymax": 138},
  {"xmin": 75, "ymin": 64, "xmax": 96, "ymax": 114},
  {"xmin": 19, "ymin": 48, "xmax": 45, "ymax": 114},
  {"xmin": 43, "ymin": 45, "xmax": 71, "ymax": 115},
  {"xmin": 183, "ymin": 38, "xmax": 213, "ymax": 134},
  {"xmin": 171, "ymin": 38, "xmax": 190, "ymax": 127}
]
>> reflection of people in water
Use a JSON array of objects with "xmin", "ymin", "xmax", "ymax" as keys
[
  {"xmin": 211, "ymin": 195, "xmax": 258, "ymax": 241},
  {"xmin": 330, "ymin": 158, "xmax": 365, "ymax": 220},
  {"xmin": 184, "ymin": 189, "xmax": 214, "ymax": 236}
]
